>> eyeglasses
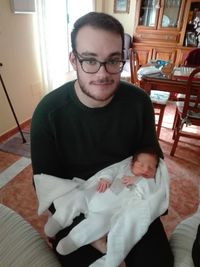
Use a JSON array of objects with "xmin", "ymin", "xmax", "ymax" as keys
[{"xmin": 74, "ymin": 51, "xmax": 125, "ymax": 74}]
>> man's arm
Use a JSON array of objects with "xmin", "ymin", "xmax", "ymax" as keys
[{"xmin": 31, "ymin": 102, "xmax": 63, "ymax": 177}]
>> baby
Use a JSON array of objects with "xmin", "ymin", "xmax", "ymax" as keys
[
  {"xmin": 90, "ymin": 149, "xmax": 159, "ymax": 267},
  {"xmin": 35, "ymin": 148, "xmax": 161, "ymax": 267}
]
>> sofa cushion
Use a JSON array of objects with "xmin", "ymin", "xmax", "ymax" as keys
[{"xmin": 169, "ymin": 205, "xmax": 200, "ymax": 267}]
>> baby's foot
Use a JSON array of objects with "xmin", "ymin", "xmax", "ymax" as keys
[
  {"xmin": 44, "ymin": 216, "xmax": 62, "ymax": 237},
  {"xmin": 56, "ymin": 236, "xmax": 78, "ymax": 255}
]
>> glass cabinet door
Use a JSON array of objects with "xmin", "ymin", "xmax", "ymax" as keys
[
  {"xmin": 139, "ymin": 0, "xmax": 160, "ymax": 27},
  {"xmin": 184, "ymin": 1, "xmax": 200, "ymax": 47},
  {"xmin": 161, "ymin": 0, "xmax": 182, "ymax": 28}
]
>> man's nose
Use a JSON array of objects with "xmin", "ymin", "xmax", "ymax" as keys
[{"xmin": 98, "ymin": 64, "xmax": 108, "ymax": 74}]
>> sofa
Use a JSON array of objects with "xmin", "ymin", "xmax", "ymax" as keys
[
  {"xmin": 169, "ymin": 205, "xmax": 200, "ymax": 267},
  {"xmin": 0, "ymin": 203, "xmax": 61, "ymax": 267}
]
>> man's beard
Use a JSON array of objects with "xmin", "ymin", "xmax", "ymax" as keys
[{"xmin": 77, "ymin": 73, "xmax": 120, "ymax": 102}]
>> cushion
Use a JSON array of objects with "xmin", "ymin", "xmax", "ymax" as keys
[
  {"xmin": 192, "ymin": 224, "xmax": 200, "ymax": 267},
  {"xmin": 150, "ymin": 90, "xmax": 170, "ymax": 105},
  {"xmin": 176, "ymin": 102, "xmax": 200, "ymax": 119},
  {"xmin": 177, "ymin": 94, "xmax": 197, "ymax": 101},
  {"xmin": 137, "ymin": 66, "xmax": 161, "ymax": 80},
  {"xmin": 169, "ymin": 205, "xmax": 200, "ymax": 267},
  {"xmin": 0, "ymin": 204, "xmax": 61, "ymax": 267}
]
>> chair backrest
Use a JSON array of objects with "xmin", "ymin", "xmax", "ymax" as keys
[
  {"xmin": 184, "ymin": 48, "xmax": 200, "ymax": 67},
  {"xmin": 123, "ymin": 33, "xmax": 132, "ymax": 60},
  {"xmin": 182, "ymin": 67, "xmax": 200, "ymax": 119},
  {"xmin": 129, "ymin": 48, "xmax": 140, "ymax": 86}
]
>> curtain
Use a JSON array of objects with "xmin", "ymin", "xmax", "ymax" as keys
[
  {"xmin": 35, "ymin": 0, "xmax": 94, "ymax": 93},
  {"xmin": 35, "ymin": 0, "xmax": 69, "ymax": 92}
]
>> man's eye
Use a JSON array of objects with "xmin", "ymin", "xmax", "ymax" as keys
[
  {"xmin": 107, "ymin": 60, "xmax": 120, "ymax": 66},
  {"xmin": 84, "ymin": 59, "xmax": 97, "ymax": 65}
]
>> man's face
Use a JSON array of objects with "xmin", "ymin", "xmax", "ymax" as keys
[{"xmin": 70, "ymin": 26, "xmax": 123, "ymax": 107}]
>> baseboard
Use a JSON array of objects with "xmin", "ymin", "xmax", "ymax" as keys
[{"xmin": 0, "ymin": 119, "xmax": 31, "ymax": 143}]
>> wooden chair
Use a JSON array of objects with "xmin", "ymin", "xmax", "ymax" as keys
[
  {"xmin": 120, "ymin": 33, "xmax": 132, "ymax": 82},
  {"xmin": 172, "ymin": 49, "xmax": 200, "ymax": 130},
  {"xmin": 184, "ymin": 48, "xmax": 200, "ymax": 67},
  {"xmin": 129, "ymin": 48, "xmax": 140, "ymax": 86},
  {"xmin": 172, "ymin": 48, "xmax": 200, "ymax": 130},
  {"xmin": 129, "ymin": 48, "xmax": 170, "ymax": 138},
  {"xmin": 170, "ymin": 67, "xmax": 200, "ymax": 156}
]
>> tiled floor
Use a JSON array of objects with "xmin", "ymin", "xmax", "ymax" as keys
[
  {"xmin": 0, "ymin": 102, "xmax": 200, "ymax": 241},
  {"xmin": 0, "ymin": 151, "xmax": 48, "ymax": 240}
]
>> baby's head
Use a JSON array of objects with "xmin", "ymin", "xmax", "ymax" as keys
[{"xmin": 131, "ymin": 148, "xmax": 159, "ymax": 178}]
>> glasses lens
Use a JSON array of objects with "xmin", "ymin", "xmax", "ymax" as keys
[
  {"xmin": 106, "ymin": 61, "xmax": 125, "ymax": 74},
  {"xmin": 81, "ymin": 60, "xmax": 100, "ymax": 73}
]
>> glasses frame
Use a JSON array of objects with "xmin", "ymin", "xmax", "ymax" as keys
[{"xmin": 74, "ymin": 51, "xmax": 126, "ymax": 74}]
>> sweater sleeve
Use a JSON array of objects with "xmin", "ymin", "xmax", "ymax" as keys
[{"xmin": 30, "ymin": 98, "xmax": 63, "ymax": 178}]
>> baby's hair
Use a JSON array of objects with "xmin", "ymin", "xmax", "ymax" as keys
[{"xmin": 131, "ymin": 147, "xmax": 160, "ymax": 167}]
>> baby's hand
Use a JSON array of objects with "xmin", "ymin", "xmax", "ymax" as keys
[
  {"xmin": 122, "ymin": 175, "xmax": 135, "ymax": 186},
  {"xmin": 97, "ymin": 178, "xmax": 111, "ymax": 192}
]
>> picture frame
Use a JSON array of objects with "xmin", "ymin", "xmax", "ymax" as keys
[
  {"xmin": 114, "ymin": 0, "xmax": 130, "ymax": 14},
  {"xmin": 10, "ymin": 0, "xmax": 36, "ymax": 14}
]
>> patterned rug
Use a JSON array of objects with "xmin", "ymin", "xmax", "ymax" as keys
[{"xmin": 0, "ymin": 131, "xmax": 30, "ymax": 158}]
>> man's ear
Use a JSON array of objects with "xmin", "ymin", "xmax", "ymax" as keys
[{"xmin": 69, "ymin": 52, "xmax": 77, "ymax": 71}]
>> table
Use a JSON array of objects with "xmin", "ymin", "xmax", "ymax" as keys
[{"xmin": 140, "ymin": 68, "xmax": 200, "ymax": 95}]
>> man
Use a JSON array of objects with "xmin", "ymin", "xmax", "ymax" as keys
[{"xmin": 31, "ymin": 12, "xmax": 174, "ymax": 267}]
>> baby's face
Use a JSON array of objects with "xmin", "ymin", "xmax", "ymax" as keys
[{"xmin": 131, "ymin": 153, "xmax": 157, "ymax": 178}]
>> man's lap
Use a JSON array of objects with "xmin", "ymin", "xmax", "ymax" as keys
[
  {"xmin": 52, "ymin": 216, "xmax": 174, "ymax": 267},
  {"xmin": 125, "ymin": 217, "xmax": 174, "ymax": 267}
]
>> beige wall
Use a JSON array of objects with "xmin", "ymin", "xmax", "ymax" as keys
[
  {"xmin": 95, "ymin": 0, "xmax": 105, "ymax": 12},
  {"xmin": 0, "ymin": 0, "xmax": 42, "ymax": 136},
  {"xmin": 103, "ymin": 0, "xmax": 136, "ymax": 36},
  {"xmin": 0, "ymin": 0, "xmax": 136, "ymax": 137}
]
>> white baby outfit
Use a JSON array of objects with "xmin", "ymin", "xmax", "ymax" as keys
[{"xmin": 34, "ymin": 157, "xmax": 170, "ymax": 267}]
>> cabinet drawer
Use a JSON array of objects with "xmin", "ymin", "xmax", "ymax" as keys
[
  {"xmin": 153, "ymin": 47, "xmax": 177, "ymax": 63},
  {"xmin": 134, "ymin": 33, "xmax": 180, "ymax": 43}
]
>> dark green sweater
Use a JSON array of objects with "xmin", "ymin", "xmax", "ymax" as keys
[{"xmin": 31, "ymin": 80, "xmax": 162, "ymax": 180}]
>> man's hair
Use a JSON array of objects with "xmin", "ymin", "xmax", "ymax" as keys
[
  {"xmin": 132, "ymin": 147, "xmax": 160, "ymax": 168},
  {"xmin": 71, "ymin": 12, "xmax": 124, "ymax": 54}
]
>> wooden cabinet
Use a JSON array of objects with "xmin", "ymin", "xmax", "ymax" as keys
[{"xmin": 132, "ymin": 0, "xmax": 200, "ymax": 66}]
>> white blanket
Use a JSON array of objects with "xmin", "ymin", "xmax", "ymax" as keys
[{"xmin": 34, "ymin": 158, "xmax": 170, "ymax": 267}]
